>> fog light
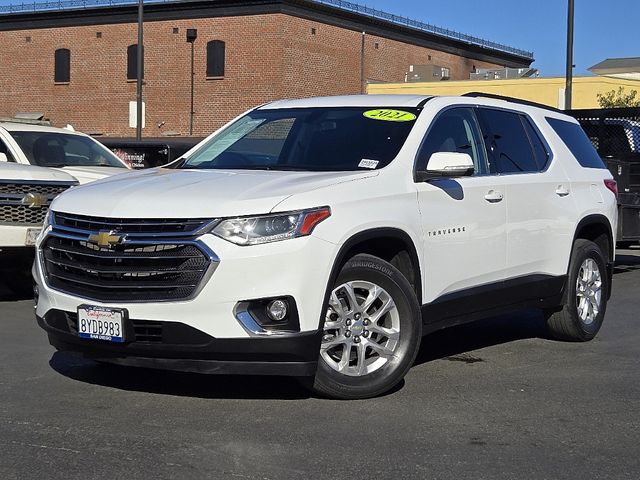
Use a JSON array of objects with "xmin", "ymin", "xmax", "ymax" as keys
[
  {"xmin": 267, "ymin": 299, "xmax": 288, "ymax": 322},
  {"xmin": 33, "ymin": 283, "xmax": 39, "ymax": 304}
]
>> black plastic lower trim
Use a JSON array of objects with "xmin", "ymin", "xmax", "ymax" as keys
[
  {"xmin": 421, "ymin": 274, "xmax": 567, "ymax": 334},
  {"xmin": 38, "ymin": 311, "xmax": 321, "ymax": 376}
]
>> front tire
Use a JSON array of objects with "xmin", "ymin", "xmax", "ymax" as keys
[
  {"xmin": 309, "ymin": 254, "xmax": 421, "ymax": 399},
  {"xmin": 545, "ymin": 239, "xmax": 609, "ymax": 342}
]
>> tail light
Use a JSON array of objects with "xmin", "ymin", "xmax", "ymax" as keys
[{"xmin": 604, "ymin": 179, "xmax": 618, "ymax": 200}]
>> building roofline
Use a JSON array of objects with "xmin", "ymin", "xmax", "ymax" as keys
[
  {"xmin": 589, "ymin": 57, "xmax": 640, "ymax": 73},
  {"xmin": 0, "ymin": 0, "xmax": 534, "ymax": 67}
]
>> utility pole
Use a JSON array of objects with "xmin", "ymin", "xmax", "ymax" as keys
[
  {"xmin": 136, "ymin": 0, "xmax": 144, "ymax": 140},
  {"xmin": 186, "ymin": 29, "xmax": 198, "ymax": 136},
  {"xmin": 565, "ymin": 0, "xmax": 575, "ymax": 110},
  {"xmin": 360, "ymin": 31, "xmax": 366, "ymax": 94}
]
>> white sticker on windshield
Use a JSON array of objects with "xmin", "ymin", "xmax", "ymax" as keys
[{"xmin": 358, "ymin": 159, "xmax": 379, "ymax": 169}]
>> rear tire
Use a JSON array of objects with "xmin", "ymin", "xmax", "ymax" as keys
[
  {"xmin": 309, "ymin": 254, "xmax": 421, "ymax": 400},
  {"xmin": 545, "ymin": 239, "xmax": 609, "ymax": 342}
]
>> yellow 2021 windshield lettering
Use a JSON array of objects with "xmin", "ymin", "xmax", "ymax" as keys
[{"xmin": 363, "ymin": 109, "xmax": 417, "ymax": 122}]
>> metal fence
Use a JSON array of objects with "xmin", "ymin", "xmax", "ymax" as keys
[
  {"xmin": 0, "ymin": 0, "xmax": 533, "ymax": 59},
  {"xmin": 569, "ymin": 107, "xmax": 640, "ymax": 158}
]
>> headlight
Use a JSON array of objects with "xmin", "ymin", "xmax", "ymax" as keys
[
  {"xmin": 42, "ymin": 209, "xmax": 53, "ymax": 231},
  {"xmin": 36, "ymin": 210, "xmax": 54, "ymax": 246},
  {"xmin": 212, "ymin": 207, "xmax": 331, "ymax": 246}
]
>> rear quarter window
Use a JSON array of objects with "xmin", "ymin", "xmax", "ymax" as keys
[{"xmin": 547, "ymin": 117, "xmax": 606, "ymax": 169}]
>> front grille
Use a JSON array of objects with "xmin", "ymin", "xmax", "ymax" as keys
[
  {"xmin": 54, "ymin": 212, "xmax": 213, "ymax": 235},
  {"xmin": 0, "ymin": 183, "xmax": 71, "ymax": 196},
  {"xmin": 42, "ymin": 235, "xmax": 214, "ymax": 302},
  {"xmin": 0, "ymin": 181, "xmax": 72, "ymax": 225},
  {"xmin": 0, "ymin": 204, "xmax": 49, "ymax": 224}
]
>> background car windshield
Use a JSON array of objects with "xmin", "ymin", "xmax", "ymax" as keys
[
  {"xmin": 11, "ymin": 132, "xmax": 127, "ymax": 168},
  {"xmin": 181, "ymin": 107, "xmax": 420, "ymax": 171}
]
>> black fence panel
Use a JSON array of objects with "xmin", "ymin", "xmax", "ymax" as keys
[{"xmin": 568, "ymin": 107, "xmax": 640, "ymax": 242}]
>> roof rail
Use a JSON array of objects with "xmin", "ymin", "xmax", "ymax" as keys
[
  {"xmin": 462, "ymin": 92, "xmax": 562, "ymax": 113},
  {"xmin": 0, "ymin": 116, "xmax": 51, "ymax": 126}
]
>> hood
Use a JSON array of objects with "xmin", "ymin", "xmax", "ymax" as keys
[
  {"xmin": 0, "ymin": 162, "xmax": 77, "ymax": 183},
  {"xmin": 56, "ymin": 166, "xmax": 130, "ymax": 184},
  {"xmin": 51, "ymin": 168, "xmax": 378, "ymax": 218}
]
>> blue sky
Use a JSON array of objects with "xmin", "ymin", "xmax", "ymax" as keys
[
  {"xmin": 360, "ymin": 0, "xmax": 640, "ymax": 76},
  {"xmin": 0, "ymin": 0, "xmax": 637, "ymax": 76}
]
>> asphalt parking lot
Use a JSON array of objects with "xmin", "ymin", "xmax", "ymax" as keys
[{"xmin": 1, "ymin": 252, "xmax": 639, "ymax": 480}]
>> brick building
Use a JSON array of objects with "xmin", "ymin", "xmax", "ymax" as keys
[{"xmin": 0, "ymin": 0, "xmax": 533, "ymax": 137}]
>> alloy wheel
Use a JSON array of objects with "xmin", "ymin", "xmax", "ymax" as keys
[{"xmin": 321, "ymin": 280, "xmax": 400, "ymax": 377}]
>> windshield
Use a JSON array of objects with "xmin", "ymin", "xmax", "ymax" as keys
[
  {"xmin": 180, "ymin": 107, "xmax": 420, "ymax": 171},
  {"xmin": 11, "ymin": 131, "xmax": 128, "ymax": 168}
]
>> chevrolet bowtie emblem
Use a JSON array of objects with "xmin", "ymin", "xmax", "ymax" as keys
[
  {"xmin": 88, "ymin": 230, "xmax": 123, "ymax": 248},
  {"xmin": 21, "ymin": 192, "xmax": 48, "ymax": 208}
]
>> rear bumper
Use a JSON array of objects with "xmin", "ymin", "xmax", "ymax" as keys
[{"xmin": 38, "ymin": 311, "xmax": 321, "ymax": 376}]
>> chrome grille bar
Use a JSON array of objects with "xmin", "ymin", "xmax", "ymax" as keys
[{"xmin": 41, "ymin": 213, "xmax": 219, "ymax": 302}]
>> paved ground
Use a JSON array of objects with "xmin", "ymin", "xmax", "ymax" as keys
[{"xmin": 1, "ymin": 252, "xmax": 639, "ymax": 480}]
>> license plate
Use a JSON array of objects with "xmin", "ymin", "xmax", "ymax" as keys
[
  {"xmin": 77, "ymin": 305, "xmax": 126, "ymax": 343},
  {"xmin": 25, "ymin": 228, "xmax": 41, "ymax": 246}
]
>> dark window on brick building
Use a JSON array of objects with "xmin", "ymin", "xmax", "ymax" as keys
[
  {"xmin": 54, "ymin": 48, "xmax": 70, "ymax": 83},
  {"xmin": 206, "ymin": 40, "xmax": 225, "ymax": 77},
  {"xmin": 127, "ymin": 44, "xmax": 144, "ymax": 80}
]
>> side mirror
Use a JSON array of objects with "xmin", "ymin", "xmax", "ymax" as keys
[
  {"xmin": 0, "ymin": 153, "xmax": 7, "ymax": 162},
  {"xmin": 417, "ymin": 152, "xmax": 475, "ymax": 181}
]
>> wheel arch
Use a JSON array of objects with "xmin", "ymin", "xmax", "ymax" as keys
[
  {"xmin": 572, "ymin": 214, "xmax": 615, "ymax": 300},
  {"xmin": 317, "ymin": 228, "xmax": 422, "ymax": 329},
  {"xmin": 573, "ymin": 214, "xmax": 614, "ymax": 263}
]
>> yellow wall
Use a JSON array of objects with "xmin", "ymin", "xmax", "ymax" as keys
[{"xmin": 367, "ymin": 76, "xmax": 640, "ymax": 109}]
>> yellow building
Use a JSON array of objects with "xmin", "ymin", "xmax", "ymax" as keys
[{"xmin": 367, "ymin": 76, "xmax": 640, "ymax": 109}]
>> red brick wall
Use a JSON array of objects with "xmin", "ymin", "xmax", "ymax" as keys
[{"xmin": 0, "ymin": 13, "xmax": 502, "ymax": 137}]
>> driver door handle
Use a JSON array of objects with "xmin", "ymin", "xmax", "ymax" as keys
[{"xmin": 484, "ymin": 190, "xmax": 504, "ymax": 203}]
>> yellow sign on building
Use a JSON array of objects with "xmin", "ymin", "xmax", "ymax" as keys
[{"xmin": 367, "ymin": 76, "xmax": 640, "ymax": 109}]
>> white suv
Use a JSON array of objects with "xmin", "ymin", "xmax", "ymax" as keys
[
  {"xmin": 0, "ymin": 122, "xmax": 129, "ymax": 184},
  {"xmin": 0, "ymin": 162, "xmax": 76, "ymax": 295},
  {"xmin": 33, "ymin": 95, "xmax": 618, "ymax": 399}
]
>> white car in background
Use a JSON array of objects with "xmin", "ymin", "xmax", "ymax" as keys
[
  {"xmin": 0, "ymin": 162, "xmax": 76, "ymax": 295},
  {"xmin": 0, "ymin": 122, "xmax": 129, "ymax": 184}
]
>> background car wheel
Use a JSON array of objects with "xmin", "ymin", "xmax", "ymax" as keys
[
  {"xmin": 6, "ymin": 270, "xmax": 35, "ymax": 298},
  {"xmin": 545, "ymin": 239, "xmax": 609, "ymax": 342},
  {"xmin": 309, "ymin": 254, "xmax": 421, "ymax": 400}
]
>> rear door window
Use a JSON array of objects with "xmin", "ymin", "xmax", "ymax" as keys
[
  {"xmin": 522, "ymin": 117, "xmax": 550, "ymax": 170},
  {"xmin": 547, "ymin": 117, "xmax": 607, "ymax": 169},
  {"xmin": 478, "ymin": 108, "xmax": 540, "ymax": 174}
]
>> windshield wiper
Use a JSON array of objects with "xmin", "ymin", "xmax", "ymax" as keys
[{"xmin": 187, "ymin": 165, "xmax": 314, "ymax": 171}]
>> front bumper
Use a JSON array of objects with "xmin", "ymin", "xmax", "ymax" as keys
[
  {"xmin": 38, "ymin": 310, "xmax": 321, "ymax": 376},
  {"xmin": 34, "ymin": 230, "xmax": 338, "ymax": 375}
]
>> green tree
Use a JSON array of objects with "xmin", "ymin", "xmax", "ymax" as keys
[{"xmin": 597, "ymin": 87, "xmax": 640, "ymax": 108}]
